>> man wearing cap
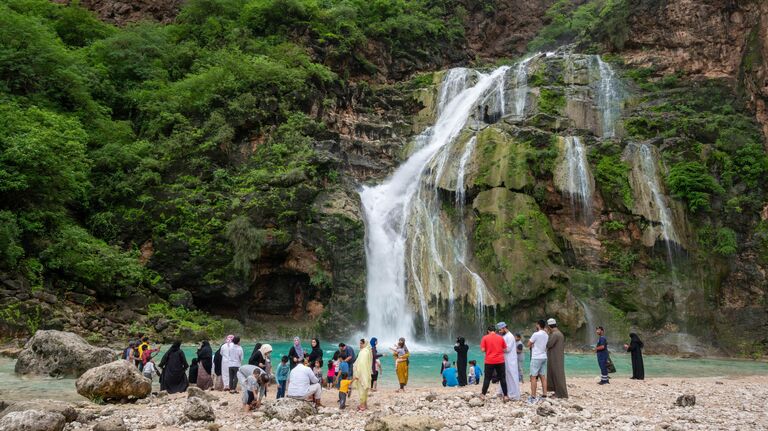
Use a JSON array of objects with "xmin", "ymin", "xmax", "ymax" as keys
[
  {"xmin": 545, "ymin": 318, "xmax": 568, "ymax": 398},
  {"xmin": 495, "ymin": 322, "xmax": 520, "ymax": 400}
]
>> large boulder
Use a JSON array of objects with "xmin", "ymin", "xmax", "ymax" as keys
[
  {"xmin": 1, "ymin": 400, "xmax": 77, "ymax": 423},
  {"xmin": 0, "ymin": 409, "xmax": 66, "ymax": 431},
  {"xmin": 263, "ymin": 398, "xmax": 316, "ymax": 422},
  {"xmin": 75, "ymin": 360, "xmax": 151, "ymax": 402},
  {"xmin": 14, "ymin": 330, "xmax": 116, "ymax": 377},
  {"xmin": 364, "ymin": 415, "xmax": 445, "ymax": 431}
]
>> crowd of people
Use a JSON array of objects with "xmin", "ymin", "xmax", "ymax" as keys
[{"xmin": 120, "ymin": 323, "xmax": 645, "ymax": 411}]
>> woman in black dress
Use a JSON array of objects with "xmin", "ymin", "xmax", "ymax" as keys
[
  {"xmin": 308, "ymin": 338, "xmax": 323, "ymax": 366},
  {"xmin": 454, "ymin": 336, "xmax": 469, "ymax": 386},
  {"xmin": 248, "ymin": 342, "xmax": 263, "ymax": 366},
  {"xmin": 624, "ymin": 333, "xmax": 645, "ymax": 380},
  {"xmin": 196, "ymin": 341, "xmax": 213, "ymax": 390},
  {"xmin": 160, "ymin": 341, "xmax": 189, "ymax": 393}
]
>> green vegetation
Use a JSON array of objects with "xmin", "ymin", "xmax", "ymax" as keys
[
  {"xmin": 537, "ymin": 88, "xmax": 566, "ymax": 116},
  {"xmin": 595, "ymin": 155, "xmax": 633, "ymax": 209},
  {"xmin": 697, "ymin": 225, "xmax": 738, "ymax": 257},
  {"xmin": 0, "ymin": 0, "xmax": 466, "ymax": 312},
  {"xmin": 527, "ymin": 0, "xmax": 629, "ymax": 52},
  {"xmin": 603, "ymin": 220, "xmax": 626, "ymax": 232},
  {"xmin": 667, "ymin": 162, "xmax": 724, "ymax": 213}
]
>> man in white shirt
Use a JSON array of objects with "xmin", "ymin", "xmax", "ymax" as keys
[
  {"xmin": 527, "ymin": 319, "xmax": 549, "ymax": 403},
  {"xmin": 227, "ymin": 336, "xmax": 244, "ymax": 392},
  {"xmin": 220, "ymin": 336, "xmax": 232, "ymax": 390},
  {"xmin": 286, "ymin": 358, "xmax": 323, "ymax": 407},
  {"xmin": 495, "ymin": 322, "xmax": 520, "ymax": 400}
]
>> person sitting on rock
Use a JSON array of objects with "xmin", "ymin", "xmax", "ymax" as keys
[{"xmin": 286, "ymin": 357, "xmax": 323, "ymax": 407}]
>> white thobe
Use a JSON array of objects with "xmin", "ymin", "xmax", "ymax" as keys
[
  {"xmin": 497, "ymin": 331, "xmax": 520, "ymax": 399},
  {"xmin": 220, "ymin": 342, "xmax": 232, "ymax": 389}
]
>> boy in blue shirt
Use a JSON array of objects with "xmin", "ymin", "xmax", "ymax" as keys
[
  {"xmin": 442, "ymin": 362, "xmax": 459, "ymax": 387},
  {"xmin": 276, "ymin": 355, "xmax": 290, "ymax": 398}
]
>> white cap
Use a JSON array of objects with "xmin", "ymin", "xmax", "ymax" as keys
[{"xmin": 547, "ymin": 318, "xmax": 557, "ymax": 326}]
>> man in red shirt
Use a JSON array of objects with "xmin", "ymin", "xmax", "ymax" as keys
[{"xmin": 480, "ymin": 325, "xmax": 508, "ymax": 400}]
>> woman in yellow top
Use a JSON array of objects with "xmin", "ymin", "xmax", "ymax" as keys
[
  {"xmin": 352, "ymin": 339, "xmax": 372, "ymax": 411},
  {"xmin": 390, "ymin": 337, "xmax": 410, "ymax": 392}
]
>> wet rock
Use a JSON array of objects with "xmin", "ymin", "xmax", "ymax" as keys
[
  {"xmin": 76, "ymin": 360, "xmax": 151, "ymax": 402},
  {"xmin": 0, "ymin": 409, "xmax": 66, "ymax": 431},
  {"xmin": 92, "ymin": 416, "xmax": 126, "ymax": 431},
  {"xmin": 14, "ymin": 330, "xmax": 115, "ymax": 377},
  {"xmin": 264, "ymin": 398, "xmax": 316, "ymax": 422},
  {"xmin": 674, "ymin": 394, "xmax": 696, "ymax": 407},
  {"xmin": 1, "ymin": 400, "xmax": 77, "ymax": 422},
  {"xmin": 184, "ymin": 397, "xmax": 215, "ymax": 422},
  {"xmin": 424, "ymin": 393, "xmax": 437, "ymax": 402},
  {"xmin": 364, "ymin": 415, "xmax": 445, "ymax": 431}
]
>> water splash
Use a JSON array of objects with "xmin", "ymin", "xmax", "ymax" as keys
[
  {"xmin": 514, "ymin": 56, "xmax": 534, "ymax": 119},
  {"xmin": 637, "ymin": 143, "xmax": 681, "ymax": 250},
  {"xmin": 361, "ymin": 66, "xmax": 509, "ymax": 343}
]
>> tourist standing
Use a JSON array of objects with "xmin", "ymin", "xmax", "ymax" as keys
[
  {"xmin": 159, "ymin": 341, "xmax": 189, "ymax": 394},
  {"xmin": 528, "ymin": 320, "xmax": 549, "ymax": 402},
  {"xmin": 213, "ymin": 346, "xmax": 224, "ymax": 390},
  {"xmin": 289, "ymin": 337, "xmax": 305, "ymax": 370},
  {"xmin": 196, "ymin": 340, "xmax": 213, "ymax": 390},
  {"xmin": 123, "ymin": 341, "xmax": 136, "ymax": 362},
  {"xmin": 454, "ymin": 336, "xmax": 469, "ymax": 386},
  {"xmin": 219, "ymin": 335, "xmax": 233, "ymax": 390},
  {"xmin": 624, "ymin": 333, "xmax": 645, "ymax": 380},
  {"xmin": 369, "ymin": 337, "xmax": 384, "ymax": 389},
  {"xmin": 142, "ymin": 358, "xmax": 160, "ymax": 382},
  {"xmin": 353, "ymin": 339, "xmax": 372, "ymax": 411},
  {"xmin": 440, "ymin": 354, "xmax": 450, "ymax": 386},
  {"xmin": 308, "ymin": 338, "xmax": 323, "ymax": 366},
  {"xmin": 515, "ymin": 333, "xmax": 524, "ymax": 384},
  {"xmin": 596, "ymin": 326, "xmax": 609, "ymax": 385},
  {"xmin": 480, "ymin": 326, "xmax": 508, "ymax": 400},
  {"xmin": 545, "ymin": 318, "xmax": 568, "ymax": 398},
  {"xmin": 392, "ymin": 337, "xmax": 410, "ymax": 392},
  {"xmin": 286, "ymin": 358, "xmax": 323, "ymax": 407},
  {"xmin": 276, "ymin": 355, "xmax": 290, "ymax": 398},
  {"xmin": 339, "ymin": 342, "xmax": 356, "ymax": 377},
  {"xmin": 138, "ymin": 337, "xmax": 161, "ymax": 370},
  {"xmin": 259, "ymin": 344, "xmax": 273, "ymax": 375},
  {"xmin": 227, "ymin": 336, "xmax": 244, "ymax": 392},
  {"xmin": 188, "ymin": 358, "xmax": 199, "ymax": 385},
  {"xmin": 248, "ymin": 342, "xmax": 263, "ymax": 366},
  {"xmin": 496, "ymin": 322, "xmax": 520, "ymax": 400}
]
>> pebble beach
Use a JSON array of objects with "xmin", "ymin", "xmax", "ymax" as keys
[{"xmin": 55, "ymin": 376, "xmax": 768, "ymax": 431}]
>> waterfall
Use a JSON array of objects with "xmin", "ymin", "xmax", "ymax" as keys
[
  {"xmin": 557, "ymin": 136, "xmax": 594, "ymax": 223},
  {"xmin": 594, "ymin": 56, "xmax": 622, "ymax": 138},
  {"xmin": 513, "ymin": 57, "xmax": 533, "ymax": 119},
  {"xmin": 637, "ymin": 143, "xmax": 681, "ymax": 249},
  {"xmin": 360, "ymin": 66, "xmax": 510, "ymax": 343},
  {"xmin": 579, "ymin": 299, "xmax": 598, "ymax": 345}
]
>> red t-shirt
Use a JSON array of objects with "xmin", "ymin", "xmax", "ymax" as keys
[{"xmin": 480, "ymin": 333, "xmax": 506, "ymax": 365}]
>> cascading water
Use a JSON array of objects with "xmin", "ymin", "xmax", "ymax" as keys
[
  {"xmin": 513, "ymin": 57, "xmax": 534, "ymax": 118},
  {"xmin": 636, "ymin": 143, "xmax": 681, "ymax": 250},
  {"xmin": 360, "ymin": 66, "xmax": 510, "ymax": 343},
  {"xmin": 557, "ymin": 136, "xmax": 594, "ymax": 223},
  {"xmin": 594, "ymin": 56, "xmax": 622, "ymax": 138}
]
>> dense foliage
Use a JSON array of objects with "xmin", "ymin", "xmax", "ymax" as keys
[{"xmin": 0, "ymin": 0, "xmax": 464, "ymax": 304}]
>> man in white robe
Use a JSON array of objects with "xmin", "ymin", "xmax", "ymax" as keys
[
  {"xmin": 219, "ymin": 335, "xmax": 233, "ymax": 390},
  {"xmin": 496, "ymin": 322, "xmax": 520, "ymax": 400}
]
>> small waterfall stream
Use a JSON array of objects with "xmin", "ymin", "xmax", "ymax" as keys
[
  {"xmin": 594, "ymin": 56, "xmax": 622, "ymax": 138},
  {"xmin": 557, "ymin": 136, "xmax": 594, "ymax": 223},
  {"xmin": 361, "ymin": 66, "xmax": 511, "ymax": 342},
  {"xmin": 636, "ymin": 143, "xmax": 681, "ymax": 249}
]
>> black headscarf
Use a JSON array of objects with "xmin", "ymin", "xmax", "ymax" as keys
[
  {"xmin": 249, "ymin": 342, "xmax": 263, "ymax": 366},
  {"xmin": 308, "ymin": 338, "xmax": 323, "ymax": 366},
  {"xmin": 629, "ymin": 333, "xmax": 644, "ymax": 349}
]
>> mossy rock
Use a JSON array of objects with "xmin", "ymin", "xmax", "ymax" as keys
[
  {"xmin": 472, "ymin": 188, "xmax": 564, "ymax": 304},
  {"xmin": 471, "ymin": 126, "xmax": 534, "ymax": 191}
]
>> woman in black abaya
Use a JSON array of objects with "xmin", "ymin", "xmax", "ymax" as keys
[
  {"xmin": 624, "ymin": 333, "xmax": 645, "ymax": 380},
  {"xmin": 454, "ymin": 336, "xmax": 469, "ymax": 386},
  {"xmin": 160, "ymin": 341, "xmax": 189, "ymax": 393}
]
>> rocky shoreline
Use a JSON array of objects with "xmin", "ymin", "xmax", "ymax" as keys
[{"xmin": 2, "ymin": 376, "xmax": 766, "ymax": 431}]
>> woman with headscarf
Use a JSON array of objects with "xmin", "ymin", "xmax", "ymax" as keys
[
  {"xmin": 369, "ymin": 337, "xmax": 383, "ymax": 390},
  {"xmin": 219, "ymin": 335, "xmax": 234, "ymax": 390},
  {"xmin": 258, "ymin": 344, "xmax": 273, "ymax": 397},
  {"xmin": 213, "ymin": 346, "xmax": 223, "ymax": 390},
  {"xmin": 308, "ymin": 338, "xmax": 323, "ymax": 367},
  {"xmin": 159, "ymin": 341, "xmax": 189, "ymax": 394},
  {"xmin": 196, "ymin": 341, "xmax": 213, "ymax": 390},
  {"xmin": 454, "ymin": 336, "xmax": 469, "ymax": 386},
  {"xmin": 624, "ymin": 333, "xmax": 645, "ymax": 380},
  {"xmin": 288, "ymin": 337, "xmax": 305, "ymax": 370},
  {"xmin": 353, "ymin": 339, "xmax": 372, "ymax": 411},
  {"xmin": 248, "ymin": 343, "xmax": 263, "ymax": 366},
  {"xmin": 390, "ymin": 337, "xmax": 410, "ymax": 392}
]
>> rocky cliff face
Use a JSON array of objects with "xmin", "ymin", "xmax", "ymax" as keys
[{"xmin": 52, "ymin": 0, "xmax": 182, "ymax": 25}]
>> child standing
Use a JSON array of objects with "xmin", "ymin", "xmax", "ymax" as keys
[
  {"xmin": 275, "ymin": 355, "xmax": 290, "ymax": 399},
  {"xmin": 468, "ymin": 362, "xmax": 476, "ymax": 385},
  {"xmin": 440, "ymin": 354, "xmax": 450, "ymax": 387},
  {"xmin": 142, "ymin": 359, "xmax": 160, "ymax": 382},
  {"xmin": 326, "ymin": 360, "xmax": 336, "ymax": 389},
  {"xmin": 313, "ymin": 360, "xmax": 323, "ymax": 381},
  {"xmin": 469, "ymin": 360, "xmax": 482, "ymax": 385},
  {"xmin": 338, "ymin": 372, "xmax": 351, "ymax": 409}
]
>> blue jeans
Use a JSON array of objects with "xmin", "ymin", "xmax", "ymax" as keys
[{"xmin": 276, "ymin": 380, "xmax": 286, "ymax": 398}]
